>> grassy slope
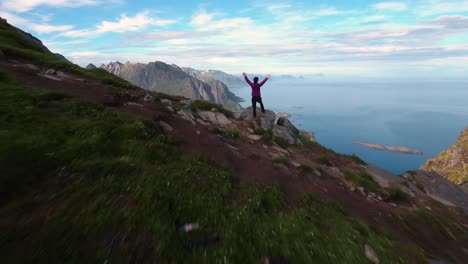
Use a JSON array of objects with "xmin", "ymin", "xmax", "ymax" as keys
[
  {"xmin": 0, "ymin": 18, "xmax": 436, "ymax": 262},
  {"xmin": 0, "ymin": 71, "xmax": 427, "ymax": 262}
]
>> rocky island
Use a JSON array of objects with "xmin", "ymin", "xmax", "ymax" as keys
[{"xmin": 354, "ymin": 142, "xmax": 423, "ymax": 155}]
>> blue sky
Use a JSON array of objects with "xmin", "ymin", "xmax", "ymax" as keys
[{"xmin": 1, "ymin": 0, "xmax": 468, "ymax": 79}]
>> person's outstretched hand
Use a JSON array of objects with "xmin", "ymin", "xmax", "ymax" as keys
[
  {"xmin": 242, "ymin": 72, "xmax": 246, "ymax": 76},
  {"xmin": 267, "ymin": 73, "xmax": 271, "ymax": 78}
]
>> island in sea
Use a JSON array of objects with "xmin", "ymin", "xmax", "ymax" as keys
[{"xmin": 354, "ymin": 141, "xmax": 423, "ymax": 155}]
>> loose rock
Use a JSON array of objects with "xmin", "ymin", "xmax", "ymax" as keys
[
  {"xmin": 158, "ymin": 121, "xmax": 173, "ymax": 133},
  {"xmin": 365, "ymin": 244, "xmax": 380, "ymax": 264}
]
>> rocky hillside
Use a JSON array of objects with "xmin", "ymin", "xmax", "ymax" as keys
[
  {"xmin": 421, "ymin": 127, "xmax": 468, "ymax": 185},
  {"xmin": 2, "ymin": 17, "xmax": 468, "ymax": 263},
  {"xmin": 101, "ymin": 61, "xmax": 242, "ymax": 111},
  {"xmin": 181, "ymin": 67, "xmax": 245, "ymax": 88}
]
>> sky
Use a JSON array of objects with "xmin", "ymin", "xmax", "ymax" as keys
[{"xmin": 1, "ymin": 0, "xmax": 468, "ymax": 79}]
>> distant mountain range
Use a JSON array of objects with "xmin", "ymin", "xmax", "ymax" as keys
[
  {"xmin": 99, "ymin": 61, "xmax": 243, "ymax": 111},
  {"xmin": 181, "ymin": 68, "xmax": 246, "ymax": 89}
]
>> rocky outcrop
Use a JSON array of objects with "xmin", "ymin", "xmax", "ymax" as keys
[
  {"xmin": 240, "ymin": 107, "xmax": 276, "ymax": 130},
  {"xmin": 240, "ymin": 107, "xmax": 317, "ymax": 145},
  {"xmin": 101, "ymin": 61, "xmax": 242, "ymax": 111},
  {"xmin": 403, "ymin": 170, "xmax": 468, "ymax": 212},
  {"xmin": 421, "ymin": 127, "xmax": 468, "ymax": 185},
  {"xmin": 272, "ymin": 126, "xmax": 296, "ymax": 144},
  {"xmin": 277, "ymin": 117, "xmax": 299, "ymax": 135}
]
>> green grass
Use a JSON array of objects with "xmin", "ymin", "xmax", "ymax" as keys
[
  {"xmin": 261, "ymin": 129, "xmax": 274, "ymax": 143},
  {"xmin": 191, "ymin": 100, "xmax": 233, "ymax": 117},
  {"xmin": 345, "ymin": 171, "xmax": 381, "ymax": 194},
  {"xmin": 414, "ymin": 209, "xmax": 457, "ymax": 240},
  {"xmin": 272, "ymin": 156, "xmax": 289, "ymax": 165},
  {"xmin": 349, "ymin": 154, "xmax": 367, "ymax": 165},
  {"xmin": 318, "ymin": 156, "xmax": 333, "ymax": 166},
  {"xmin": 274, "ymin": 136, "xmax": 289, "ymax": 148},
  {"xmin": 298, "ymin": 164, "xmax": 314, "ymax": 174},
  {"xmin": 297, "ymin": 134, "xmax": 314, "ymax": 145},
  {"xmin": 386, "ymin": 188, "xmax": 412, "ymax": 203},
  {"xmin": 223, "ymin": 129, "xmax": 241, "ymax": 139}
]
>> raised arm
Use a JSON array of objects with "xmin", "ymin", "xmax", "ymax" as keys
[
  {"xmin": 242, "ymin": 72, "xmax": 253, "ymax": 85},
  {"xmin": 259, "ymin": 73, "xmax": 271, "ymax": 86}
]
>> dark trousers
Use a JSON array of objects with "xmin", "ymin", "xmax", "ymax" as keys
[{"xmin": 251, "ymin": 96, "xmax": 265, "ymax": 117}]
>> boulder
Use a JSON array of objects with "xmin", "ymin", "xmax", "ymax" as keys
[
  {"xmin": 277, "ymin": 117, "xmax": 299, "ymax": 135},
  {"xmin": 160, "ymin": 99, "xmax": 173, "ymax": 105},
  {"xmin": 177, "ymin": 110, "xmax": 196, "ymax": 125},
  {"xmin": 198, "ymin": 110, "xmax": 234, "ymax": 128},
  {"xmin": 365, "ymin": 244, "xmax": 380, "ymax": 264},
  {"xmin": 158, "ymin": 121, "xmax": 173, "ymax": 133},
  {"xmin": 240, "ymin": 107, "xmax": 276, "ymax": 129},
  {"xmin": 247, "ymin": 134, "xmax": 262, "ymax": 141},
  {"xmin": 272, "ymin": 126, "xmax": 296, "ymax": 145}
]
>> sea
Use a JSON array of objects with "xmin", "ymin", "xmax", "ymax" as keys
[{"xmin": 232, "ymin": 79, "xmax": 468, "ymax": 175}]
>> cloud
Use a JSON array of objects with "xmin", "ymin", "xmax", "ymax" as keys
[
  {"xmin": 96, "ymin": 11, "xmax": 175, "ymax": 33},
  {"xmin": 373, "ymin": 2, "xmax": 408, "ymax": 12},
  {"xmin": 1, "ymin": 0, "xmax": 100, "ymax": 12},
  {"xmin": 0, "ymin": 11, "xmax": 73, "ymax": 34},
  {"xmin": 59, "ymin": 11, "xmax": 176, "ymax": 38},
  {"xmin": 190, "ymin": 11, "xmax": 215, "ymax": 26},
  {"xmin": 417, "ymin": 0, "xmax": 468, "ymax": 16}
]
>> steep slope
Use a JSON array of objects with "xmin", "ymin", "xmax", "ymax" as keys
[
  {"xmin": 182, "ymin": 67, "xmax": 245, "ymax": 88},
  {"xmin": 2, "ymin": 17, "xmax": 468, "ymax": 263},
  {"xmin": 101, "ymin": 61, "xmax": 242, "ymax": 111},
  {"xmin": 421, "ymin": 127, "xmax": 468, "ymax": 185}
]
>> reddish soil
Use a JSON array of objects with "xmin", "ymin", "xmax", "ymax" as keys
[{"xmin": 2, "ymin": 60, "xmax": 468, "ymax": 263}]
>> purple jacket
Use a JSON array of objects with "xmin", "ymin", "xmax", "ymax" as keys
[{"xmin": 244, "ymin": 76, "xmax": 269, "ymax": 97}]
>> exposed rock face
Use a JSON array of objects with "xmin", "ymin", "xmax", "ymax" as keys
[
  {"xmin": 101, "ymin": 61, "xmax": 242, "ymax": 111},
  {"xmin": 240, "ymin": 107, "xmax": 276, "ymax": 130},
  {"xmin": 197, "ymin": 110, "xmax": 234, "ymax": 128},
  {"xmin": 181, "ymin": 68, "xmax": 245, "ymax": 89},
  {"xmin": 277, "ymin": 117, "xmax": 299, "ymax": 135},
  {"xmin": 272, "ymin": 126, "xmax": 296, "ymax": 144},
  {"xmin": 410, "ymin": 170, "xmax": 468, "ymax": 212},
  {"xmin": 85, "ymin": 63, "xmax": 97, "ymax": 70},
  {"xmin": 421, "ymin": 127, "xmax": 468, "ymax": 185}
]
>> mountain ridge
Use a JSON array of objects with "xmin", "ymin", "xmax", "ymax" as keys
[{"xmin": 100, "ymin": 61, "xmax": 243, "ymax": 111}]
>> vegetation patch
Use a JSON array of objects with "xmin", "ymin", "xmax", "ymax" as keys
[
  {"xmin": 298, "ymin": 164, "xmax": 314, "ymax": 174},
  {"xmin": 297, "ymin": 134, "xmax": 314, "ymax": 145},
  {"xmin": 414, "ymin": 209, "xmax": 457, "ymax": 240},
  {"xmin": 349, "ymin": 154, "xmax": 367, "ymax": 165},
  {"xmin": 318, "ymin": 156, "xmax": 333, "ymax": 166},
  {"xmin": 191, "ymin": 100, "xmax": 233, "ymax": 117},
  {"xmin": 386, "ymin": 188, "xmax": 412, "ymax": 203},
  {"xmin": 345, "ymin": 171, "xmax": 381, "ymax": 194},
  {"xmin": 223, "ymin": 129, "xmax": 241, "ymax": 139},
  {"xmin": 274, "ymin": 136, "xmax": 289, "ymax": 148},
  {"xmin": 272, "ymin": 156, "xmax": 289, "ymax": 165}
]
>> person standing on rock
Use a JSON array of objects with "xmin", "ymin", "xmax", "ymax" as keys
[{"xmin": 242, "ymin": 72, "xmax": 271, "ymax": 118}]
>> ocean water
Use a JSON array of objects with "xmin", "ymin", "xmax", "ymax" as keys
[{"xmin": 232, "ymin": 80, "xmax": 468, "ymax": 174}]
